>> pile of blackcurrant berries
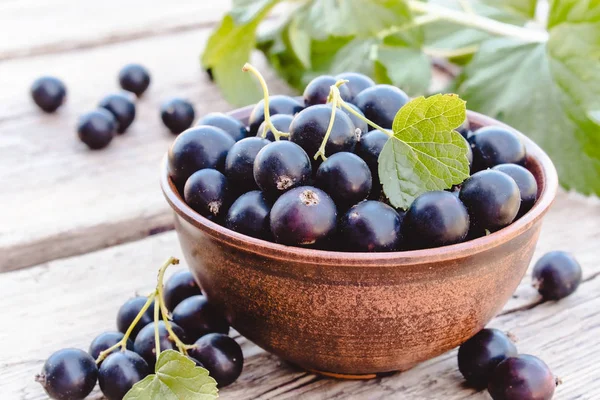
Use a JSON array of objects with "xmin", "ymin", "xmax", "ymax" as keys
[{"xmin": 36, "ymin": 268, "xmax": 243, "ymax": 400}]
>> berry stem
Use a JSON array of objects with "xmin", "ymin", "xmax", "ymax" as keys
[
  {"xmin": 339, "ymin": 101, "xmax": 393, "ymax": 137},
  {"xmin": 314, "ymin": 85, "xmax": 341, "ymax": 161},
  {"xmin": 154, "ymin": 297, "xmax": 161, "ymax": 363}
]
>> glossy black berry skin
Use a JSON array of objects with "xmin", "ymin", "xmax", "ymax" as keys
[
  {"xmin": 532, "ymin": 251, "xmax": 582, "ymax": 300},
  {"xmin": 172, "ymin": 295, "xmax": 230, "ymax": 342},
  {"xmin": 31, "ymin": 76, "xmax": 66, "ymax": 113},
  {"xmin": 492, "ymin": 164, "xmax": 538, "ymax": 218},
  {"xmin": 289, "ymin": 104, "xmax": 358, "ymax": 159},
  {"xmin": 469, "ymin": 126, "xmax": 526, "ymax": 170},
  {"xmin": 184, "ymin": 169, "xmax": 230, "ymax": 220},
  {"xmin": 99, "ymin": 350, "xmax": 149, "ymax": 400},
  {"xmin": 303, "ymin": 75, "xmax": 351, "ymax": 107},
  {"xmin": 89, "ymin": 332, "xmax": 134, "ymax": 362},
  {"xmin": 164, "ymin": 270, "xmax": 203, "ymax": 311},
  {"xmin": 463, "ymin": 135, "xmax": 474, "ymax": 170},
  {"xmin": 403, "ymin": 191, "xmax": 470, "ymax": 249},
  {"xmin": 225, "ymin": 190, "xmax": 272, "ymax": 239},
  {"xmin": 161, "ymin": 98, "xmax": 195, "ymax": 134},
  {"xmin": 459, "ymin": 170, "xmax": 521, "ymax": 232},
  {"xmin": 270, "ymin": 186, "xmax": 337, "ymax": 246},
  {"xmin": 339, "ymin": 201, "xmax": 403, "ymax": 252},
  {"xmin": 458, "ymin": 328, "xmax": 518, "ymax": 389},
  {"xmin": 77, "ymin": 109, "xmax": 116, "ymax": 150},
  {"xmin": 342, "ymin": 103, "xmax": 369, "ymax": 137},
  {"xmin": 224, "ymin": 137, "xmax": 270, "ymax": 193},
  {"xmin": 188, "ymin": 333, "xmax": 244, "ymax": 387},
  {"xmin": 37, "ymin": 348, "xmax": 98, "ymax": 400},
  {"xmin": 457, "ymin": 118, "xmax": 471, "ymax": 139},
  {"xmin": 167, "ymin": 125, "xmax": 235, "ymax": 186},
  {"xmin": 336, "ymin": 72, "xmax": 375, "ymax": 101},
  {"xmin": 355, "ymin": 129, "xmax": 389, "ymax": 197},
  {"xmin": 315, "ymin": 152, "xmax": 372, "ymax": 209},
  {"xmin": 99, "ymin": 93, "xmax": 136, "ymax": 134},
  {"xmin": 253, "ymin": 141, "xmax": 312, "ymax": 197},
  {"xmin": 353, "ymin": 85, "xmax": 409, "ymax": 129},
  {"xmin": 248, "ymin": 95, "xmax": 303, "ymax": 135},
  {"xmin": 118, "ymin": 64, "xmax": 151, "ymax": 97},
  {"xmin": 133, "ymin": 321, "xmax": 186, "ymax": 369},
  {"xmin": 116, "ymin": 296, "xmax": 156, "ymax": 340},
  {"xmin": 488, "ymin": 355, "xmax": 556, "ymax": 400},
  {"xmin": 197, "ymin": 112, "xmax": 248, "ymax": 142},
  {"xmin": 256, "ymin": 114, "xmax": 293, "ymax": 141}
]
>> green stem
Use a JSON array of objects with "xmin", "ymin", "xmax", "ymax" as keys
[
  {"xmin": 314, "ymin": 86, "xmax": 340, "ymax": 161},
  {"xmin": 423, "ymin": 45, "xmax": 479, "ymax": 59},
  {"xmin": 339, "ymin": 101, "xmax": 393, "ymax": 137},
  {"xmin": 377, "ymin": 14, "xmax": 440, "ymax": 39},
  {"xmin": 154, "ymin": 297, "xmax": 161, "ymax": 362}
]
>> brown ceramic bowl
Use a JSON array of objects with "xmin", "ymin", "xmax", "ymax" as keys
[{"xmin": 160, "ymin": 107, "xmax": 558, "ymax": 375}]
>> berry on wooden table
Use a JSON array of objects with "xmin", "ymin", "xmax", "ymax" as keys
[
  {"xmin": 133, "ymin": 321, "xmax": 186, "ymax": 370},
  {"xmin": 488, "ymin": 355, "xmax": 557, "ymax": 400},
  {"xmin": 116, "ymin": 296, "xmax": 156, "ymax": 340},
  {"xmin": 98, "ymin": 350, "xmax": 149, "ymax": 400},
  {"xmin": 532, "ymin": 251, "xmax": 582, "ymax": 300},
  {"xmin": 89, "ymin": 332, "xmax": 134, "ymax": 363},
  {"xmin": 36, "ymin": 348, "xmax": 98, "ymax": 400},
  {"xmin": 197, "ymin": 112, "xmax": 248, "ymax": 142},
  {"xmin": 164, "ymin": 270, "xmax": 203, "ymax": 312},
  {"xmin": 118, "ymin": 64, "xmax": 151, "ymax": 97},
  {"xmin": 188, "ymin": 333, "xmax": 244, "ymax": 388},
  {"xmin": 172, "ymin": 295, "xmax": 229, "ymax": 342},
  {"xmin": 31, "ymin": 76, "xmax": 67, "ymax": 113},
  {"xmin": 77, "ymin": 109, "xmax": 116, "ymax": 150},
  {"xmin": 98, "ymin": 93, "xmax": 136, "ymax": 134},
  {"xmin": 161, "ymin": 98, "xmax": 195, "ymax": 134}
]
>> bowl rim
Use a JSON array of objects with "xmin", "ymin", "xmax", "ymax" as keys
[{"xmin": 160, "ymin": 108, "xmax": 559, "ymax": 267}]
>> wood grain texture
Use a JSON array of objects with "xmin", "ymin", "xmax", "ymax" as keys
[{"xmin": 2, "ymin": 189, "xmax": 599, "ymax": 399}]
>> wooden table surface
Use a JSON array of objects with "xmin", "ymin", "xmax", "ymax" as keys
[{"xmin": 1, "ymin": 1, "xmax": 599, "ymax": 399}]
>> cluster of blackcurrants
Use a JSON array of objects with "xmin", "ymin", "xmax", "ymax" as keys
[
  {"xmin": 36, "ymin": 270, "xmax": 243, "ymax": 400},
  {"xmin": 167, "ymin": 70, "xmax": 538, "ymax": 251}
]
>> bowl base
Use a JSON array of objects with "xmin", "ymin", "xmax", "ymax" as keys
[{"xmin": 307, "ymin": 368, "xmax": 397, "ymax": 380}]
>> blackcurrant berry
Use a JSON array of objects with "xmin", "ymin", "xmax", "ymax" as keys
[
  {"xmin": 315, "ymin": 152, "xmax": 372, "ymax": 209},
  {"xmin": 488, "ymin": 354, "xmax": 556, "ymax": 400},
  {"xmin": 532, "ymin": 251, "xmax": 582, "ymax": 300},
  {"xmin": 167, "ymin": 125, "xmax": 235, "ymax": 186},
  {"xmin": 457, "ymin": 118, "xmax": 471, "ymax": 139},
  {"xmin": 256, "ymin": 114, "xmax": 293, "ymax": 141},
  {"xmin": 196, "ymin": 112, "xmax": 248, "ymax": 142},
  {"xmin": 99, "ymin": 350, "xmax": 149, "ymax": 400},
  {"xmin": 339, "ymin": 201, "xmax": 403, "ymax": 252},
  {"xmin": 116, "ymin": 296, "xmax": 156, "ymax": 340},
  {"xmin": 89, "ymin": 332, "xmax": 134, "ymax": 362},
  {"xmin": 289, "ymin": 104, "xmax": 358, "ymax": 159},
  {"xmin": 164, "ymin": 270, "xmax": 203, "ymax": 312},
  {"xmin": 118, "ymin": 64, "xmax": 151, "ymax": 97},
  {"xmin": 31, "ymin": 76, "xmax": 66, "ymax": 113},
  {"xmin": 403, "ymin": 191, "xmax": 470, "ymax": 249},
  {"xmin": 459, "ymin": 170, "xmax": 521, "ymax": 232},
  {"xmin": 36, "ymin": 348, "xmax": 98, "ymax": 400},
  {"xmin": 77, "ymin": 109, "xmax": 116, "ymax": 150},
  {"xmin": 492, "ymin": 164, "xmax": 538, "ymax": 218},
  {"xmin": 253, "ymin": 141, "xmax": 312, "ymax": 197},
  {"xmin": 248, "ymin": 95, "xmax": 303, "ymax": 135},
  {"xmin": 469, "ymin": 126, "xmax": 526, "ymax": 170},
  {"xmin": 355, "ymin": 129, "xmax": 389, "ymax": 197},
  {"xmin": 224, "ymin": 137, "xmax": 270, "ymax": 193},
  {"xmin": 98, "ymin": 93, "xmax": 136, "ymax": 134},
  {"xmin": 188, "ymin": 356, "xmax": 205, "ymax": 367},
  {"xmin": 188, "ymin": 333, "xmax": 243, "ymax": 387},
  {"xmin": 133, "ymin": 321, "xmax": 186, "ymax": 369},
  {"xmin": 184, "ymin": 169, "xmax": 230, "ymax": 219},
  {"xmin": 172, "ymin": 295, "xmax": 229, "ymax": 342},
  {"xmin": 342, "ymin": 103, "xmax": 369, "ymax": 137},
  {"xmin": 303, "ymin": 75, "xmax": 351, "ymax": 107},
  {"xmin": 458, "ymin": 328, "xmax": 518, "ymax": 389},
  {"xmin": 353, "ymin": 85, "xmax": 409, "ymax": 129},
  {"xmin": 463, "ymin": 134, "xmax": 474, "ymax": 170},
  {"xmin": 336, "ymin": 72, "xmax": 375, "ymax": 101},
  {"xmin": 270, "ymin": 186, "xmax": 337, "ymax": 246},
  {"xmin": 161, "ymin": 98, "xmax": 195, "ymax": 135},
  {"xmin": 225, "ymin": 190, "xmax": 272, "ymax": 239}
]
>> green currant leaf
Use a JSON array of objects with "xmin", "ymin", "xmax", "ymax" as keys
[
  {"xmin": 547, "ymin": 0, "xmax": 600, "ymax": 28},
  {"xmin": 231, "ymin": 0, "xmax": 279, "ymax": 24},
  {"xmin": 287, "ymin": 18, "xmax": 312, "ymax": 68},
  {"xmin": 328, "ymin": 38, "xmax": 378, "ymax": 76},
  {"xmin": 374, "ymin": 46, "xmax": 431, "ymax": 96},
  {"xmin": 123, "ymin": 350, "xmax": 218, "ymax": 400},
  {"xmin": 378, "ymin": 94, "xmax": 470, "ymax": 209}
]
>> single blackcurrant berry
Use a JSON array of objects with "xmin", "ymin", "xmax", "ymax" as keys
[
  {"xmin": 355, "ymin": 129, "xmax": 389, "ymax": 197},
  {"xmin": 457, "ymin": 118, "xmax": 471, "ymax": 139},
  {"xmin": 98, "ymin": 93, "xmax": 136, "ymax": 134},
  {"xmin": 256, "ymin": 114, "xmax": 293, "ymax": 141},
  {"xmin": 253, "ymin": 141, "xmax": 312, "ymax": 197},
  {"xmin": 36, "ymin": 348, "xmax": 98, "ymax": 400},
  {"xmin": 188, "ymin": 333, "xmax": 244, "ymax": 387},
  {"xmin": 458, "ymin": 328, "xmax": 518, "ymax": 389},
  {"xmin": 133, "ymin": 321, "xmax": 186, "ymax": 369},
  {"xmin": 116, "ymin": 296, "xmax": 156, "ymax": 340},
  {"xmin": 315, "ymin": 152, "xmax": 372, "ymax": 209},
  {"xmin": 184, "ymin": 169, "xmax": 230, "ymax": 220},
  {"xmin": 353, "ymin": 85, "xmax": 409, "ymax": 128},
  {"xmin": 164, "ymin": 270, "xmax": 203, "ymax": 312},
  {"xmin": 342, "ymin": 103, "xmax": 369, "ymax": 137},
  {"xmin": 469, "ymin": 126, "xmax": 527, "ymax": 170},
  {"xmin": 488, "ymin": 355, "xmax": 556, "ymax": 400},
  {"xmin": 161, "ymin": 98, "xmax": 195, "ymax": 134},
  {"xmin": 31, "ymin": 76, "xmax": 66, "ymax": 113},
  {"xmin": 172, "ymin": 295, "xmax": 229, "ymax": 342},
  {"xmin": 99, "ymin": 350, "xmax": 149, "ymax": 400},
  {"xmin": 532, "ymin": 251, "xmax": 582, "ymax": 300},
  {"xmin": 224, "ymin": 137, "xmax": 270, "ymax": 193},
  {"xmin": 339, "ymin": 201, "xmax": 403, "ymax": 252},
  {"xmin": 270, "ymin": 186, "xmax": 337, "ymax": 246},
  {"xmin": 89, "ymin": 332, "xmax": 134, "ymax": 362},
  {"xmin": 336, "ymin": 72, "xmax": 375, "ymax": 101},
  {"xmin": 196, "ymin": 112, "xmax": 248, "ymax": 142},
  {"xmin": 77, "ymin": 109, "xmax": 116, "ymax": 150},
  {"xmin": 303, "ymin": 75, "xmax": 352, "ymax": 107},
  {"xmin": 248, "ymin": 95, "xmax": 303, "ymax": 135},
  {"xmin": 118, "ymin": 64, "xmax": 151, "ymax": 97},
  {"xmin": 225, "ymin": 190, "xmax": 272, "ymax": 239},
  {"xmin": 492, "ymin": 164, "xmax": 538, "ymax": 218},
  {"xmin": 167, "ymin": 125, "xmax": 235, "ymax": 186},
  {"xmin": 459, "ymin": 170, "xmax": 521, "ymax": 232}
]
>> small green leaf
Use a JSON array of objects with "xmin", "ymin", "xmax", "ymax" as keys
[
  {"xmin": 287, "ymin": 18, "xmax": 312, "ymax": 68},
  {"xmin": 328, "ymin": 38, "xmax": 378, "ymax": 76},
  {"xmin": 124, "ymin": 350, "xmax": 218, "ymax": 400},
  {"xmin": 378, "ymin": 94, "xmax": 470, "ymax": 209}
]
